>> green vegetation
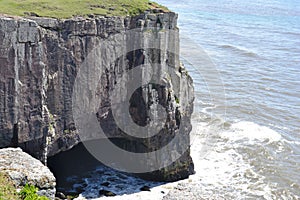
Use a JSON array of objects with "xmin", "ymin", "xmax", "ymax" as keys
[
  {"xmin": 0, "ymin": 0, "xmax": 168, "ymax": 19},
  {"xmin": 0, "ymin": 174, "xmax": 48, "ymax": 200},
  {"xmin": 0, "ymin": 173, "xmax": 19, "ymax": 200},
  {"xmin": 19, "ymin": 184, "xmax": 48, "ymax": 200},
  {"xmin": 48, "ymin": 112, "xmax": 54, "ymax": 133},
  {"xmin": 63, "ymin": 129, "xmax": 70, "ymax": 134},
  {"xmin": 175, "ymin": 96, "xmax": 180, "ymax": 104}
]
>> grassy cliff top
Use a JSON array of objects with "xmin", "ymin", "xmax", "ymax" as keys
[{"xmin": 0, "ymin": 0, "xmax": 168, "ymax": 19}]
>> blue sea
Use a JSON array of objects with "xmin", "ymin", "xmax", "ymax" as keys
[
  {"xmin": 155, "ymin": 0, "xmax": 300, "ymax": 198},
  {"xmin": 68, "ymin": 0, "xmax": 300, "ymax": 199}
]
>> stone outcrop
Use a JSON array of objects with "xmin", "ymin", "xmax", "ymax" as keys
[
  {"xmin": 0, "ymin": 10, "xmax": 194, "ymax": 181},
  {"xmin": 0, "ymin": 147, "xmax": 56, "ymax": 199}
]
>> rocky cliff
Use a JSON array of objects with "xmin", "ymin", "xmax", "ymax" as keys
[{"xmin": 0, "ymin": 10, "xmax": 194, "ymax": 181}]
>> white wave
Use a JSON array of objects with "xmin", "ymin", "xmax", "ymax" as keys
[
  {"xmin": 187, "ymin": 119, "xmax": 290, "ymax": 199},
  {"xmin": 193, "ymin": 150, "xmax": 273, "ymax": 199},
  {"xmin": 76, "ymin": 184, "xmax": 172, "ymax": 200},
  {"xmin": 222, "ymin": 121, "xmax": 282, "ymax": 144},
  {"xmin": 284, "ymin": 140, "xmax": 300, "ymax": 146},
  {"xmin": 74, "ymin": 120, "xmax": 292, "ymax": 200}
]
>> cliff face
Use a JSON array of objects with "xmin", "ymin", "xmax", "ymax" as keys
[{"xmin": 0, "ymin": 11, "xmax": 194, "ymax": 181}]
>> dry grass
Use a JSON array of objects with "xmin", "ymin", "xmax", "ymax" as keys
[{"xmin": 0, "ymin": 172, "xmax": 20, "ymax": 200}]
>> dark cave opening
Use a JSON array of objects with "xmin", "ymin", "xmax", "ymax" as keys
[{"xmin": 46, "ymin": 139, "xmax": 166, "ymax": 198}]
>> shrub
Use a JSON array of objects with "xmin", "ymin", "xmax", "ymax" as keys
[{"xmin": 19, "ymin": 184, "xmax": 48, "ymax": 200}]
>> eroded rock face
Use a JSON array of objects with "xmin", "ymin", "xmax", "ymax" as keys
[
  {"xmin": 0, "ymin": 11, "xmax": 194, "ymax": 181},
  {"xmin": 0, "ymin": 148, "xmax": 56, "ymax": 199}
]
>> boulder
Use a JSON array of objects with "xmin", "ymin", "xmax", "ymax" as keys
[{"xmin": 0, "ymin": 148, "xmax": 56, "ymax": 199}]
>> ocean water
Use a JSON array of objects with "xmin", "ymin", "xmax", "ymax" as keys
[
  {"xmin": 155, "ymin": 0, "xmax": 300, "ymax": 199},
  {"xmin": 70, "ymin": 0, "xmax": 299, "ymax": 199}
]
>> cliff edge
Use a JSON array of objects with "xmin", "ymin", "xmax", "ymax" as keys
[{"xmin": 0, "ymin": 4, "xmax": 194, "ymax": 182}]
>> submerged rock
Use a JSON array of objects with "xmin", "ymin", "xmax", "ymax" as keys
[
  {"xmin": 140, "ymin": 185, "xmax": 151, "ymax": 191},
  {"xmin": 0, "ymin": 147, "xmax": 56, "ymax": 199},
  {"xmin": 99, "ymin": 189, "xmax": 116, "ymax": 197},
  {"xmin": 100, "ymin": 182, "xmax": 110, "ymax": 187},
  {"xmin": 55, "ymin": 192, "xmax": 66, "ymax": 199}
]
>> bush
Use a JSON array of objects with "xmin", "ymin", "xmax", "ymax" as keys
[{"xmin": 19, "ymin": 184, "xmax": 48, "ymax": 200}]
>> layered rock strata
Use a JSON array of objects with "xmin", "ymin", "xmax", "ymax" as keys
[{"xmin": 0, "ymin": 10, "xmax": 194, "ymax": 181}]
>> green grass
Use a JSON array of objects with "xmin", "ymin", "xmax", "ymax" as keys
[
  {"xmin": 0, "ymin": 173, "xmax": 49, "ymax": 200},
  {"xmin": 0, "ymin": 0, "xmax": 169, "ymax": 19},
  {"xmin": 19, "ymin": 184, "xmax": 48, "ymax": 200},
  {"xmin": 0, "ymin": 172, "xmax": 19, "ymax": 200}
]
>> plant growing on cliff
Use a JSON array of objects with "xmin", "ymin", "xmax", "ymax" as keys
[
  {"xmin": 48, "ymin": 112, "xmax": 55, "ymax": 134},
  {"xmin": 0, "ymin": 174, "xmax": 47, "ymax": 200},
  {"xmin": 175, "ymin": 96, "xmax": 180, "ymax": 104},
  {"xmin": 19, "ymin": 184, "xmax": 48, "ymax": 200}
]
